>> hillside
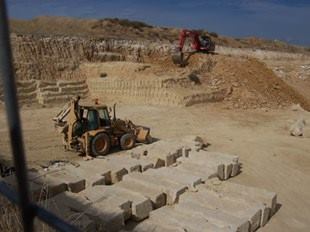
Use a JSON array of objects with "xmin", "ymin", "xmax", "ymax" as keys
[{"xmin": 10, "ymin": 16, "xmax": 309, "ymax": 53}]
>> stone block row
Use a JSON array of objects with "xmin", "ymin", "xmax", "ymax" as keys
[{"xmin": 128, "ymin": 180, "xmax": 277, "ymax": 232}]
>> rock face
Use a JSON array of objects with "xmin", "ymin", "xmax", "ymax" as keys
[
  {"xmin": 11, "ymin": 34, "xmax": 172, "ymax": 81},
  {"xmin": 87, "ymin": 77, "xmax": 230, "ymax": 107},
  {"xmin": 0, "ymin": 79, "xmax": 89, "ymax": 105}
]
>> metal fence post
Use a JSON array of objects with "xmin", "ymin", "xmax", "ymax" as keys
[{"xmin": 0, "ymin": 0, "xmax": 34, "ymax": 230}]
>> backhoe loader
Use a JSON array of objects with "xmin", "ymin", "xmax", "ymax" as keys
[{"xmin": 53, "ymin": 96, "xmax": 152, "ymax": 157}]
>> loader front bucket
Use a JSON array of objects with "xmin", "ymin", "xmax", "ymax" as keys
[{"xmin": 135, "ymin": 126, "xmax": 152, "ymax": 143}]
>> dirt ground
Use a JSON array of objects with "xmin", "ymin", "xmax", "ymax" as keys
[{"xmin": 0, "ymin": 103, "xmax": 310, "ymax": 231}]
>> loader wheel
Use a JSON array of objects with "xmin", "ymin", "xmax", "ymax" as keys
[
  {"xmin": 120, "ymin": 133, "xmax": 136, "ymax": 150},
  {"xmin": 91, "ymin": 133, "xmax": 110, "ymax": 156}
]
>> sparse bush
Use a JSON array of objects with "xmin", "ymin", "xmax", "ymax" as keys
[
  {"xmin": 197, "ymin": 58, "xmax": 217, "ymax": 73},
  {"xmin": 106, "ymin": 18, "xmax": 153, "ymax": 29},
  {"xmin": 100, "ymin": 72, "xmax": 107, "ymax": 78},
  {"xmin": 0, "ymin": 196, "xmax": 22, "ymax": 232},
  {"xmin": 209, "ymin": 32, "xmax": 218, "ymax": 38},
  {"xmin": 188, "ymin": 73, "xmax": 201, "ymax": 85},
  {"xmin": 147, "ymin": 31, "xmax": 160, "ymax": 39}
]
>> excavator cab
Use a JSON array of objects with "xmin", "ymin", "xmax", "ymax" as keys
[
  {"xmin": 199, "ymin": 35, "xmax": 212, "ymax": 51},
  {"xmin": 172, "ymin": 29, "xmax": 215, "ymax": 66}
]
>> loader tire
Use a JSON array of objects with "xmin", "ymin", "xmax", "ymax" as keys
[
  {"xmin": 91, "ymin": 133, "xmax": 111, "ymax": 156},
  {"xmin": 120, "ymin": 133, "xmax": 136, "ymax": 150}
]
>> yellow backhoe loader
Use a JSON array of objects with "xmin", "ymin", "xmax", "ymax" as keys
[{"xmin": 53, "ymin": 96, "xmax": 152, "ymax": 157}]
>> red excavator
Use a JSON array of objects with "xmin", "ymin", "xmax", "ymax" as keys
[{"xmin": 172, "ymin": 29, "xmax": 215, "ymax": 66}]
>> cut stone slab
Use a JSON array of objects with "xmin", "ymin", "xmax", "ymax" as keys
[
  {"xmin": 180, "ymin": 150, "xmax": 240, "ymax": 180},
  {"xmin": 144, "ymin": 167, "xmax": 203, "ymax": 191},
  {"xmin": 79, "ymin": 186, "xmax": 132, "ymax": 220},
  {"xmin": 178, "ymin": 156, "xmax": 226, "ymax": 180},
  {"xmin": 115, "ymin": 179, "xmax": 166, "ymax": 209},
  {"xmin": 204, "ymin": 179, "xmax": 277, "ymax": 225},
  {"xmin": 51, "ymin": 191, "xmax": 124, "ymax": 232},
  {"xmin": 180, "ymin": 188, "xmax": 263, "ymax": 232},
  {"xmin": 130, "ymin": 150, "xmax": 166, "ymax": 168},
  {"xmin": 149, "ymin": 206, "xmax": 232, "ymax": 232},
  {"xmin": 125, "ymin": 219, "xmax": 188, "ymax": 232},
  {"xmin": 175, "ymin": 199, "xmax": 250, "ymax": 232},
  {"xmin": 125, "ymin": 154, "xmax": 155, "ymax": 171},
  {"xmin": 129, "ymin": 140, "xmax": 183, "ymax": 167},
  {"xmin": 41, "ymin": 196, "xmax": 96, "ymax": 232},
  {"xmin": 86, "ymin": 203, "xmax": 125, "ymax": 232},
  {"xmin": 64, "ymin": 164, "xmax": 106, "ymax": 187},
  {"xmin": 123, "ymin": 172, "xmax": 187, "ymax": 204},
  {"xmin": 38, "ymin": 170, "xmax": 86, "ymax": 193},
  {"xmin": 104, "ymin": 155, "xmax": 143, "ymax": 173},
  {"xmin": 79, "ymin": 185, "xmax": 152, "ymax": 221},
  {"xmin": 1, "ymin": 173, "xmax": 63, "ymax": 201},
  {"xmin": 104, "ymin": 185, "xmax": 153, "ymax": 221},
  {"xmin": 175, "ymin": 161, "xmax": 218, "ymax": 181},
  {"xmin": 77, "ymin": 159, "xmax": 129, "ymax": 184}
]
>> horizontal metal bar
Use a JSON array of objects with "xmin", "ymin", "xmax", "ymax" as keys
[
  {"xmin": 0, "ymin": 182, "xmax": 80, "ymax": 232},
  {"xmin": 0, "ymin": 181, "xmax": 19, "ymax": 204}
]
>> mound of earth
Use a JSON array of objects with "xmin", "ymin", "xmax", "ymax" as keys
[{"xmin": 158, "ymin": 53, "xmax": 310, "ymax": 110}]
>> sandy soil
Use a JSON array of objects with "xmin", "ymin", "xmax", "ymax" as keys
[{"xmin": 0, "ymin": 103, "xmax": 310, "ymax": 231}]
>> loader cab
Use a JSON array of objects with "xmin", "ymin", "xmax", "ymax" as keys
[{"xmin": 80, "ymin": 105, "xmax": 111, "ymax": 131}]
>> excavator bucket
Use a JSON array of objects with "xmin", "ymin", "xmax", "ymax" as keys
[{"xmin": 172, "ymin": 52, "xmax": 184, "ymax": 65}]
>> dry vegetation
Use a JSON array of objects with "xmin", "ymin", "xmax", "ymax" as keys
[{"xmin": 0, "ymin": 196, "xmax": 22, "ymax": 232}]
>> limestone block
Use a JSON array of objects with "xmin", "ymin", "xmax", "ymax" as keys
[
  {"xmin": 149, "ymin": 206, "xmax": 231, "ymax": 232},
  {"xmin": 205, "ymin": 179, "xmax": 277, "ymax": 225},
  {"xmin": 145, "ymin": 167, "xmax": 202, "ymax": 191},
  {"xmin": 80, "ymin": 185, "xmax": 152, "ymax": 221},
  {"xmin": 180, "ymin": 190, "xmax": 262, "ymax": 232},
  {"xmin": 184, "ymin": 150, "xmax": 240, "ymax": 180},
  {"xmin": 116, "ymin": 179, "xmax": 166, "ymax": 209},
  {"xmin": 51, "ymin": 191, "xmax": 124, "ymax": 232},
  {"xmin": 123, "ymin": 172, "xmax": 187, "ymax": 205},
  {"xmin": 175, "ymin": 201, "xmax": 250, "ymax": 232}
]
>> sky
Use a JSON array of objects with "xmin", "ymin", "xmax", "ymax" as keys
[{"xmin": 6, "ymin": 0, "xmax": 310, "ymax": 46}]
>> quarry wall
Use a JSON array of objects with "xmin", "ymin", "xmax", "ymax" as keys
[
  {"xmin": 0, "ymin": 80, "xmax": 88, "ymax": 105},
  {"xmin": 87, "ymin": 78, "xmax": 228, "ymax": 107},
  {"xmin": 11, "ymin": 34, "xmax": 171, "ymax": 81}
]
